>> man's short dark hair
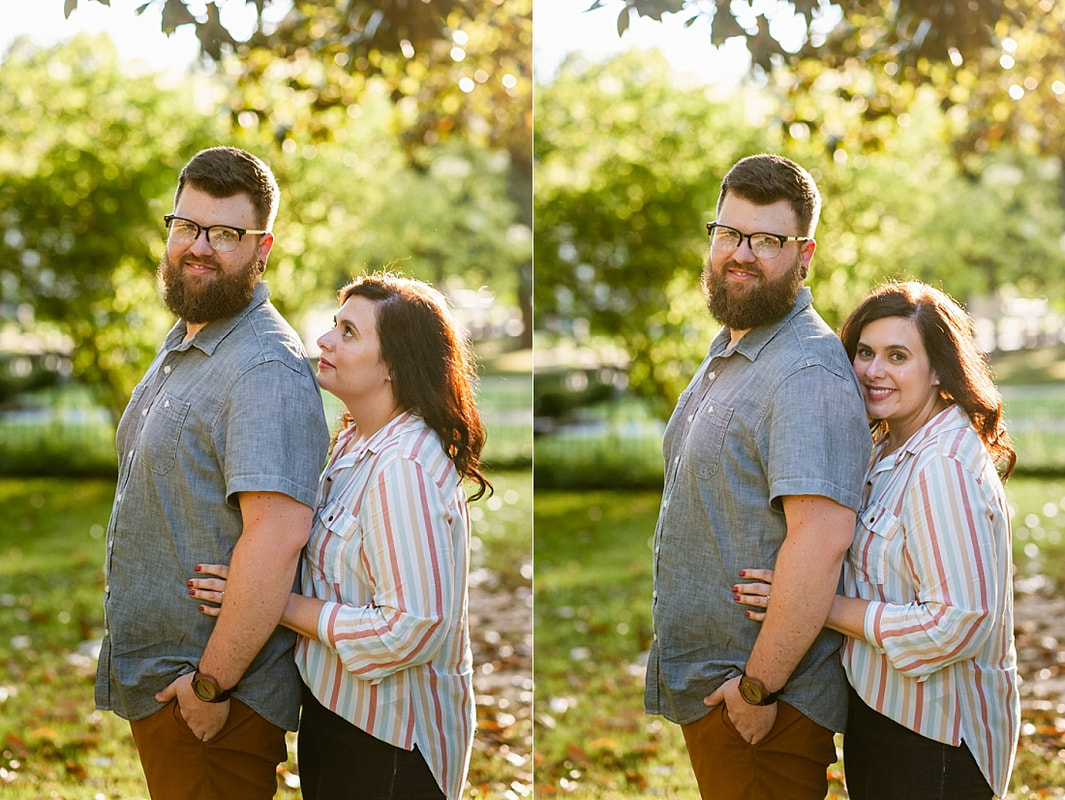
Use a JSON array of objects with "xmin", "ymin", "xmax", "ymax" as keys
[
  {"xmin": 717, "ymin": 154, "xmax": 821, "ymax": 236},
  {"xmin": 175, "ymin": 146, "xmax": 280, "ymax": 230}
]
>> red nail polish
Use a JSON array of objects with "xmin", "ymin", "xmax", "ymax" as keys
[
  {"xmin": 731, "ymin": 586, "xmax": 738, "ymax": 593},
  {"xmin": 739, "ymin": 570, "xmax": 746, "ymax": 577},
  {"xmin": 734, "ymin": 594, "xmax": 741, "ymax": 602},
  {"xmin": 188, "ymin": 588, "xmax": 195, "ymax": 596},
  {"xmin": 194, "ymin": 565, "xmax": 202, "ymax": 572}
]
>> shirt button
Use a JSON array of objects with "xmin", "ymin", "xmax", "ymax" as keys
[
  {"xmin": 707, "ymin": 406, "xmax": 714, "ymax": 414},
  {"xmin": 687, "ymin": 414, "xmax": 694, "ymax": 422},
  {"xmin": 163, "ymin": 365, "xmax": 171, "ymax": 374},
  {"xmin": 141, "ymin": 408, "xmax": 148, "ymax": 416},
  {"xmin": 707, "ymin": 372, "xmax": 716, "ymax": 380},
  {"xmin": 164, "ymin": 400, "xmax": 170, "ymax": 408}
]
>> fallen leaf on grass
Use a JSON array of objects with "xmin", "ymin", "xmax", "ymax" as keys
[
  {"xmin": 65, "ymin": 760, "xmax": 87, "ymax": 780},
  {"xmin": 625, "ymin": 769, "xmax": 648, "ymax": 789},
  {"xmin": 565, "ymin": 743, "xmax": 588, "ymax": 765},
  {"xmin": 4, "ymin": 733, "xmax": 28, "ymax": 759},
  {"xmin": 587, "ymin": 737, "xmax": 620, "ymax": 753}
]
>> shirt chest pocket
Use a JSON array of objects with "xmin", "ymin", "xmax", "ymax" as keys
[
  {"xmin": 850, "ymin": 501, "xmax": 900, "ymax": 584},
  {"xmin": 310, "ymin": 499, "xmax": 362, "ymax": 584},
  {"xmin": 143, "ymin": 392, "xmax": 192, "ymax": 475},
  {"xmin": 681, "ymin": 401, "xmax": 735, "ymax": 480}
]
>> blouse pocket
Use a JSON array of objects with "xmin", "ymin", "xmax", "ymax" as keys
[
  {"xmin": 849, "ymin": 501, "xmax": 900, "ymax": 584},
  {"xmin": 683, "ymin": 401, "xmax": 735, "ymax": 480},
  {"xmin": 309, "ymin": 499, "xmax": 361, "ymax": 584}
]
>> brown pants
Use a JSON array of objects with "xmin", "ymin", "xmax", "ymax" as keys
[
  {"xmin": 129, "ymin": 698, "xmax": 287, "ymax": 800},
  {"xmin": 682, "ymin": 701, "xmax": 837, "ymax": 800}
]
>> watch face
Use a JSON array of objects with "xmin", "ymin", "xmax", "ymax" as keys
[
  {"xmin": 193, "ymin": 675, "xmax": 218, "ymax": 701},
  {"xmin": 739, "ymin": 677, "xmax": 766, "ymax": 704}
]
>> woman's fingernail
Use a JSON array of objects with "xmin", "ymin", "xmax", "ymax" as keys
[
  {"xmin": 734, "ymin": 594, "xmax": 742, "ymax": 602},
  {"xmin": 194, "ymin": 565, "xmax": 203, "ymax": 572},
  {"xmin": 739, "ymin": 570, "xmax": 746, "ymax": 577}
]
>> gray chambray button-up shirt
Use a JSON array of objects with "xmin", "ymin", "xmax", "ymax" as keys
[
  {"xmin": 95, "ymin": 282, "xmax": 330, "ymax": 730},
  {"xmin": 644, "ymin": 287, "xmax": 872, "ymax": 733}
]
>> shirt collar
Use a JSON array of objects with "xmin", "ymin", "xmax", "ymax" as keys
[
  {"xmin": 710, "ymin": 286, "xmax": 814, "ymax": 361},
  {"xmin": 871, "ymin": 404, "xmax": 969, "ymax": 471},
  {"xmin": 164, "ymin": 281, "xmax": 272, "ymax": 355},
  {"xmin": 329, "ymin": 410, "xmax": 420, "ymax": 467}
]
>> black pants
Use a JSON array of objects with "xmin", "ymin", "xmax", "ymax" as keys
[
  {"xmin": 298, "ymin": 684, "xmax": 445, "ymax": 800},
  {"xmin": 843, "ymin": 687, "xmax": 993, "ymax": 800}
]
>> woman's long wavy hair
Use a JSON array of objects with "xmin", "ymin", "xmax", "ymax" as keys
[
  {"xmin": 337, "ymin": 272, "xmax": 492, "ymax": 500},
  {"xmin": 839, "ymin": 280, "xmax": 1016, "ymax": 480}
]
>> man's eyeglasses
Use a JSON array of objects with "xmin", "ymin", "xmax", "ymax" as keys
[
  {"xmin": 164, "ymin": 215, "xmax": 269, "ymax": 253},
  {"xmin": 706, "ymin": 222, "xmax": 811, "ymax": 259}
]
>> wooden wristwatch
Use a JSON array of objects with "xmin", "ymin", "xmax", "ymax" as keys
[
  {"xmin": 738, "ymin": 673, "xmax": 779, "ymax": 706},
  {"xmin": 191, "ymin": 671, "xmax": 231, "ymax": 703}
]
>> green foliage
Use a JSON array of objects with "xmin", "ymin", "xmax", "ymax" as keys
[
  {"xmin": 0, "ymin": 34, "xmax": 225, "ymax": 422},
  {"xmin": 607, "ymin": 0, "xmax": 1065, "ymax": 165},
  {"xmin": 534, "ymin": 50, "xmax": 765, "ymax": 416}
]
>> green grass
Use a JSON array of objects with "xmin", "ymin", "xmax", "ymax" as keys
[
  {"xmin": 0, "ymin": 471, "xmax": 531, "ymax": 798},
  {"xmin": 534, "ymin": 479, "xmax": 1065, "ymax": 800}
]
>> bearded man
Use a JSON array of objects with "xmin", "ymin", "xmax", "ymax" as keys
[
  {"xmin": 95, "ymin": 146, "xmax": 329, "ymax": 799},
  {"xmin": 644, "ymin": 154, "xmax": 872, "ymax": 800}
]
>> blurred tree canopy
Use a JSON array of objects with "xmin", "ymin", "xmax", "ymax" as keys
[
  {"xmin": 1, "ymin": 24, "xmax": 528, "ymax": 422},
  {"xmin": 534, "ymin": 49, "xmax": 1065, "ymax": 418},
  {"xmin": 65, "ymin": 0, "xmax": 534, "ymax": 345},
  {"xmin": 597, "ymin": 0, "xmax": 1065, "ymax": 171},
  {"xmin": 0, "ymin": 35, "xmax": 223, "ymax": 423}
]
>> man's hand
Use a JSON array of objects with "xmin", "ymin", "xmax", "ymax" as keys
[
  {"xmin": 155, "ymin": 672, "xmax": 230, "ymax": 742},
  {"xmin": 704, "ymin": 675, "xmax": 777, "ymax": 745}
]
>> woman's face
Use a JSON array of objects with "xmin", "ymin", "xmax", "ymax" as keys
[
  {"xmin": 852, "ymin": 315, "xmax": 941, "ymax": 440},
  {"xmin": 315, "ymin": 295, "xmax": 392, "ymax": 406}
]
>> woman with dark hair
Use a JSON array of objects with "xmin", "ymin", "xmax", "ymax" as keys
[
  {"xmin": 191, "ymin": 271, "xmax": 490, "ymax": 799},
  {"xmin": 736, "ymin": 281, "xmax": 1019, "ymax": 800}
]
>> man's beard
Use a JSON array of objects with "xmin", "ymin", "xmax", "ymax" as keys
[
  {"xmin": 158, "ymin": 251, "xmax": 262, "ymax": 324},
  {"xmin": 701, "ymin": 255, "xmax": 805, "ymax": 331}
]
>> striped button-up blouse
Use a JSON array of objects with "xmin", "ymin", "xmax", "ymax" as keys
[
  {"xmin": 296, "ymin": 411, "xmax": 475, "ymax": 800},
  {"xmin": 842, "ymin": 405, "xmax": 1019, "ymax": 797}
]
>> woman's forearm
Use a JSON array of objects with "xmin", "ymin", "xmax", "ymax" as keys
[
  {"xmin": 280, "ymin": 592, "xmax": 328, "ymax": 641},
  {"xmin": 824, "ymin": 594, "xmax": 871, "ymax": 640}
]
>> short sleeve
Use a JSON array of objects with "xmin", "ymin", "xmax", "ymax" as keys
[
  {"xmin": 766, "ymin": 365, "xmax": 871, "ymax": 512},
  {"xmin": 219, "ymin": 359, "xmax": 330, "ymax": 508}
]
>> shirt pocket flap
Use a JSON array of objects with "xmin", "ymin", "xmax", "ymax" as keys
[
  {"xmin": 310, "ymin": 499, "xmax": 361, "ymax": 582},
  {"xmin": 851, "ymin": 501, "xmax": 900, "ymax": 583}
]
